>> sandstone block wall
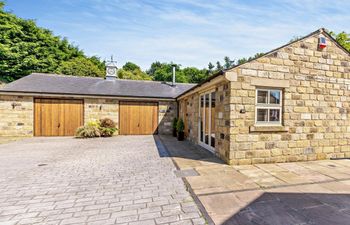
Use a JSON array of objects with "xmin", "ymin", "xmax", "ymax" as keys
[
  {"xmin": 0, "ymin": 96, "xmax": 176, "ymax": 137},
  {"xmin": 158, "ymin": 101, "xmax": 177, "ymax": 135},
  {"xmin": 0, "ymin": 95, "xmax": 33, "ymax": 137},
  {"xmin": 227, "ymin": 32, "xmax": 350, "ymax": 165},
  {"xmin": 178, "ymin": 81, "xmax": 232, "ymax": 163},
  {"xmin": 84, "ymin": 98, "xmax": 119, "ymax": 134}
]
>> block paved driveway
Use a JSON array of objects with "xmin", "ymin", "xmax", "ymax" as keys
[{"xmin": 0, "ymin": 136, "xmax": 205, "ymax": 225}]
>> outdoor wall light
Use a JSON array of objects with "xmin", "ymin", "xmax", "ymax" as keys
[{"xmin": 11, "ymin": 102, "xmax": 20, "ymax": 109}]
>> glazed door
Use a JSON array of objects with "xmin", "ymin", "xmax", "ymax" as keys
[{"xmin": 199, "ymin": 90, "xmax": 216, "ymax": 152}]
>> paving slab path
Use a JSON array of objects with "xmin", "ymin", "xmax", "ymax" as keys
[
  {"xmin": 160, "ymin": 135, "xmax": 350, "ymax": 225},
  {"xmin": 0, "ymin": 136, "xmax": 205, "ymax": 225}
]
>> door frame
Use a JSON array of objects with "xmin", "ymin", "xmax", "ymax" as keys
[
  {"xmin": 119, "ymin": 101, "xmax": 159, "ymax": 135},
  {"xmin": 198, "ymin": 90, "xmax": 215, "ymax": 153}
]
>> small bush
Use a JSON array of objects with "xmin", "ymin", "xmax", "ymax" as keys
[
  {"xmin": 99, "ymin": 118, "xmax": 117, "ymax": 137},
  {"xmin": 76, "ymin": 122, "xmax": 101, "ymax": 138},
  {"xmin": 176, "ymin": 118, "xmax": 185, "ymax": 133},
  {"xmin": 172, "ymin": 117, "xmax": 178, "ymax": 130},
  {"xmin": 100, "ymin": 118, "xmax": 116, "ymax": 128},
  {"xmin": 75, "ymin": 118, "xmax": 117, "ymax": 138}
]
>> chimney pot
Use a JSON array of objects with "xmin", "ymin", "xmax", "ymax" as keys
[{"xmin": 172, "ymin": 65, "xmax": 176, "ymax": 86}]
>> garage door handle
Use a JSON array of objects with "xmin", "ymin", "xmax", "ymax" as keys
[
  {"xmin": 58, "ymin": 123, "xmax": 61, "ymax": 128},
  {"xmin": 138, "ymin": 123, "xmax": 140, "ymax": 127}
]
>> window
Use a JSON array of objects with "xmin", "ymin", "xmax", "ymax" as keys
[{"xmin": 255, "ymin": 89, "xmax": 282, "ymax": 125}]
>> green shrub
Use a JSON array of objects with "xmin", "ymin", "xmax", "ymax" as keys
[
  {"xmin": 176, "ymin": 118, "xmax": 184, "ymax": 133},
  {"xmin": 75, "ymin": 118, "xmax": 117, "ymax": 138},
  {"xmin": 100, "ymin": 118, "xmax": 116, "ymax": 128},
  {"xmin": 172, "ymin": 117, "xmax": 178, "ymax": 130},
  {"xmin": 76, "ymin": 122, "xmax": 101, "ymax": 138},
  {"xmin": 99, "ymin": 118, "xmax": 117, "ymax": 137}
]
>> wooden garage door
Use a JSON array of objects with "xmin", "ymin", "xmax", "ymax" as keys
[
  {"xmin": 34, "ymin": 99, "xmax": 84, "ymax": 136},
  {"xmin": 119, "ymin": 101, "xmax": 158, "ymax": 135}
]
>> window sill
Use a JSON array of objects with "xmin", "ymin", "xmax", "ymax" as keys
[{"xmin": 249, "ymin": 125, "xmax": 289, "ymax": 133}]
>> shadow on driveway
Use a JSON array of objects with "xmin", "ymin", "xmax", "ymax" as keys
[{"xmin": 153, "ymin": 135, "xmax": 225, "ymax": 167}]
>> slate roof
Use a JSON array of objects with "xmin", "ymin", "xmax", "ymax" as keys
[{"xmin": 0, "ymin": 73, "xmax": 196, "ymax": 99}]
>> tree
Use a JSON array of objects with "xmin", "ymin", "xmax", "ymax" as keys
[
  {"xmin": 224, "ymin": 56, "xmax": 235, "ymax": 69},
  {"xmin": 182, "ymin": 67, "xmax": 209, "ymax": 83},
  {"xmin": 330, "ymin": 31, "xmax": 350, "ymax": 52},
  {"xmin": 146, "ymin": 62, "xmax": 189, "ymax": 83},
  {"xmin": 0, "ymin": 1, "xmax": 104, "ymax": 82},
  {"xmin": 208, "ymin": 62, "xmax": 214, "ymax": 73},
  {"xmin": 216, "ymin": 61, "xmax": 223, "ymax": 71},
  {"xmin": 55, "ymin": 57, "xmax": 104, "ymax": 77},
  {"xmin": 117, "ymin": 62, "xmax": 152, "ymax": 80}
]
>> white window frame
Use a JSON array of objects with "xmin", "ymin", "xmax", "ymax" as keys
[
  {"xmin": 198, "ymin": 89, "xmax": 215, "ymax": 153},
  {"xmin": 255, "ymin": 88, "xmax": 282, "ymax": 126}
]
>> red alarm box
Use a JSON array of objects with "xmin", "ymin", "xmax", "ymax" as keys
[{"xmin": 319, "ymin": 37, "xmax": 327, "ymax": 49}]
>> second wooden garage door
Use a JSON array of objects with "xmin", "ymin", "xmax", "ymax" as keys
[
  {"xmin": 34, "ymin": 99, "xmax": 84, "ymax": 136},
  {"xmin": 119, "ymin": 101, "xmax": 158, "ymax": 135}
]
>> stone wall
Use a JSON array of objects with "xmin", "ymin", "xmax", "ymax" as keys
[
  {"xmin": 0, "ymin": 95, "xmax": 33, "ymax": 137},
  {"xmin": 0, "ymin": 96, "xmax": 176, "ymax": 137},
  {"xmin": 84, "ymin": 98, "xmax": 119, "ymax": 134},
  {"xmin": 158, "ymin": 101, "xmax": 177, "ymax": 135},
  {"xmin": 227, "ymin": 31, "xmax": 350, "ymax": 165},
  {"xmin": 178, "ymin": 81, "xmax": 232, "ymax": 163},
  {"xmin": 84, "ymin": 98, "xmax": 176, "ymax": 135}
]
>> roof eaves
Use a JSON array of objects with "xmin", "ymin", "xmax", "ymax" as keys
[{"xmin": 0, "ymin": 90, "xmax": 177, "ymax": 100}]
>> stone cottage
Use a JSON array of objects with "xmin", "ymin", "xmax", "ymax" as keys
[
  {"xmin": 1, "ymin": 28, "xmax": 349, "ymax": 165},
  {"xmin": 177, "ymin": 28, "xmax": 350, "ymax": 165}
]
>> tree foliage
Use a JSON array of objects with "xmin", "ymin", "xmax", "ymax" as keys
[
  {"xmin": 147, "ymin": 62, "xmax": 189, "ymax": 83},
  {"xmin": 3, "ymin": 0, "xmax": 349, "ymax": 85},
  {"xmin": 117, "ymin": 62, "xmax": 152, "ymax": 80},
  {"xmin": 330, "ymin": 31, "xmax": 350, "ymax": 52},
  {"xmin": 56, "ymin": 57, "xmax": 104, "ymax": 77},
  {"xmin": 0, "ymin": 2, "xmax": 104, "ymax": 82}
]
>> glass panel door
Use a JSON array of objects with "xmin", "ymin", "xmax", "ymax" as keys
[
  {"xmin": 205, "ymin": 93, "xmax": 210, "ymax": 145},
  {"xmin": 199, "ymin": 90, "xmax": 216, "ymax": 152},
  {"xmin": 200, "ymin": 95, "xmax": 204, "ymax": 142},
  {"xmin": 210, "ymin": 92, "xmax": 216, "ymax": 148}
]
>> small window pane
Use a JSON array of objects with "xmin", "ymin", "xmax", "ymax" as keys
[
  {"xmin": 270, "ymin": 91, "xmax": 281, "ymax": 104},
  {"xmin": 269, "ymin": 109, "xmax": 280, "ymax": 122},
  {"xmin": 257, "ymin": 90, "xmax": 268, "ymax": 103},
  {"xmin": 257, "ymin": 109, "xmax": 268, "ymax": 122}
]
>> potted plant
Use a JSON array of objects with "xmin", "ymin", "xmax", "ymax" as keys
[
  {"xmin": 177, "ymin": 118, "xmax": 185, "ymax": 141},
  {"xmin": 172, "ymin": 117, "xmax": 178, "ymax": 137}
]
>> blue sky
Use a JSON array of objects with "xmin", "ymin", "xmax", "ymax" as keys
[{"xmin": 5, "ymin": 0, "xmax": 350, "ymax": 70}]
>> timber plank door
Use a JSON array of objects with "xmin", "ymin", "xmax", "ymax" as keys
[
  {"xmin": 119, "ymin": 101, "xmax": 158, "ymax": 135},
  {"xmin": 34, "ymin": 99, "xmax": 84, "ymax": 136}
]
